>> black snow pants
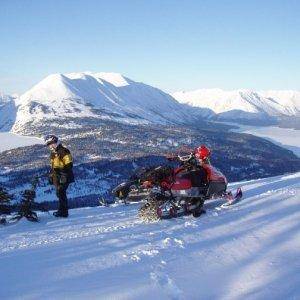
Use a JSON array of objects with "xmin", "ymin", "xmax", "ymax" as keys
[{"xmin": 55, "ymin": 183, "xmax": 69, "ymax": 214}]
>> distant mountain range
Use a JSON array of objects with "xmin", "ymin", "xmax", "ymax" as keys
[
  {"xmin": 173, "ymin": 89, "xmax": 300, "ymax": 126},
  {"xmin": 1, "ymin": 72, "xmax": 299, "ymax": 133}
]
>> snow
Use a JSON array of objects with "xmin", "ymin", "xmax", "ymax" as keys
[
  {"xmin": 66, "ymin": 71, "xmax": 131, "ymax": 87},
  {"xmin": 3, "ymin": 76, "xmax": 300, "ymax": 133},
  {"xmin": 231, "ymin": 125, "xmax": 300, "ymax": 158},
  {"xmin": 0, "ymin": 93, "xmax": 16, "ymax": 131},
  {"xmin": 173, "ymin": 89, "xmax": 259, "ymax": 114},
  {"xmin": 261, "ymin": 90, "xmax": 300, "ymax": 115},
  {"xmin": 0, "ymin": 132, "xmax": 43, "ymax": 153},
  {"xmin": 173, "ymin": 88, "xmax": 300, "ymax": 117},
  {"xmin": 1, "ymin": 172, "xmax": 300, "ymax": 299},
  {"xmin": 11, "ymin": 72, "xmax": 206, "ymax": 132}
]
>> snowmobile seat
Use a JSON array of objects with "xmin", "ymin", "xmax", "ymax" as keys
[
  {"xmin": 177, "ymin": 169, "xmax": 208, "ymax": 187},
  {"xmin": 171, "ymin": 179, "xmax": 192, "ymax": 190}
]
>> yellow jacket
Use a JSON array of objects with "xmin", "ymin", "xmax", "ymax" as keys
[{"xmin": 50, "ymin": 144, "xmax": 74, "ymax": 185}]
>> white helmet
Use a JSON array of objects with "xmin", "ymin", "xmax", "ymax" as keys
[{"xmin": 44, "ymin": 134, "xmax": 58, "ymax": 146}]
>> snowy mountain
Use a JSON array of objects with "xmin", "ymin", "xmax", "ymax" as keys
[
  {"xmin": 261, "ymin": 90, "xmax": 300, "ymax": 115},
  {"xmin": 1, "ymin": 172, "xmax": 299, "ymax": 299},
  {"xmin": 0, "ymin": 93, "xmax": 16, "ymax": 131},
  {"xmin": 3, "ymin": 73, "xmax": 299, "ymax": 133},
  {"xmin": 11, "ymin": 72, "xmax": 211, "ymax": 133},
  {"xmin": 173, "ymin": 88, "xmax": 300, "ymax": 125}
]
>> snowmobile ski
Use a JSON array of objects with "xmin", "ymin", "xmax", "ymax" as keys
[{"xmin": 216, "ymin": 187, "xmax": 243, "ymax": 209}]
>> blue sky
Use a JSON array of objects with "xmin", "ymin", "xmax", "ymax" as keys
[{"xmin": 1, "ymin": 0, "xmax": 299, "ymax": 94}]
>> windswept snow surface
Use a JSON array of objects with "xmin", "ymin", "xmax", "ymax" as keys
[{"xmin": 1, "ymin": 173, "xmax": 300, "ymax": 299}]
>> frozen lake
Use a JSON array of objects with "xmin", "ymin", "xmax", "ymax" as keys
[
  {"xmin": 232, "ymin": 125, "xmax": 300, "ymax": 157},
  {"xmin": 0, "ymin": 132, "xmax": 43, "ymax": 152}
]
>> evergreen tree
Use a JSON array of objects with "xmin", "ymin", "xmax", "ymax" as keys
[
  {"xmin": 0, "ymin": 185, "xmax": 13, "ymax": 224},
  {"xmin": 13, "ymin": 176, "xmax": 39, "ymax": 222},
  {"xmin": 0, "ymin": 185, "xmax": 12, "ymax": 215}
]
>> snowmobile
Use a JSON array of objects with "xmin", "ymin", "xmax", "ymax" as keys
[{"xmin": 113, "ymin": 146, "xmax": 242, "ymax": 221}]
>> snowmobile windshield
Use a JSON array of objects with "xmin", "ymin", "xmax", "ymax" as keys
[
  {"xmin": 178, "ymin": 153, "xmax": 193, "ymax": 162},
  {"xmin": 166, "ymin": 146, "xmax": 194, "ymax": 161}
]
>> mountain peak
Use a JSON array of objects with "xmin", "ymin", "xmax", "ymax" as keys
[
  {"xmin": 63, "ymin": 71, "xmax": 131, "ymax": 87},
  {"xmin": 93, "ymin": 72, "xmax": 131, "ymax": 87}
]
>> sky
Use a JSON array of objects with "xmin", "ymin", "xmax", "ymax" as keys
[{"xmin": 0, "ymin": 0, "xmax": 300, "ymax": 94}]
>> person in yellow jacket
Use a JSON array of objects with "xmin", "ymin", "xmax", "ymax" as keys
[{"xmin": 45, "ymin": 135, "xmax": 75, "ymax": 218}]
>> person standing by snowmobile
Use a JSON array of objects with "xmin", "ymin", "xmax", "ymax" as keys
[{"xmin": 45, "ymin": 135, "xmax": 74, "ymax": 218}]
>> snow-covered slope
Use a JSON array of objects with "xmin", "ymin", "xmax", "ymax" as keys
[
  {"xmin": 261, "ymin": 90, "xmax": 300, "ymax": 115},
  {"xmin": 173, "ymin": 89, "xmax": 300, "ymax": 122},
  {"xmin": 0, "ymin": 93, "xmax": 16, "ymax": 131},
  {"xmin": 1, "ymin": 172, "xmax": 299, "ymax": 299},
  {"xmin": 12, "ymin": 72, "xmax": 209, "ymax": 132}
]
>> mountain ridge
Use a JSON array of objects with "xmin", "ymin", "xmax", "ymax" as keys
[
  {"xmin": 1, "ymin": 73, "xmax": 300, "ymax": 133},
  {"xmin": 173, "ymin": 88, "xmax": 300, "ymax": 118},
  {"xmin": 10, "ymin": 72, "xmax": 212, "ymax": 133}
]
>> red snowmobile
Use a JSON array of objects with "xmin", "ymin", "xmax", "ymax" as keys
[{"xmin": 113, "ymin": 145, "xmax": 242, "ymax": 221}]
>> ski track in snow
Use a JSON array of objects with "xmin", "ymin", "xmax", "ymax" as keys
[{"xmin": 0, "ymin": 172, "xmax": 300, "ymax": 299}]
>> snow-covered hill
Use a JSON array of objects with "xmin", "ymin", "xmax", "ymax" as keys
[
  {"xmin": 0, "ymin": 93, "xmax": 16, "ymax": 131},
  {"xmin": 173, "ymin": 89, "xmax": 300, "ymax": 124},
  {"xmin": 1, "ymin": 172, "xmax": 299, "ymax": 299},
  {"xmin": 11, "ymin": 72, "xmax": 211, "ymax": 133}
]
